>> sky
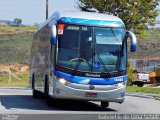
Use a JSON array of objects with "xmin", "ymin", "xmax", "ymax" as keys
[
  {"xmin": 0, "ymin": 0, "xmax": 78, "ymax": 25},
  {"xmin": 0, "ymin": 0, "xmax": 159, "ymax": 26}
]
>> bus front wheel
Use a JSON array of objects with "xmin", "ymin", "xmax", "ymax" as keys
[{"xmin": 101, "ymin": 102, "xmax": 109, "ymax": 109}]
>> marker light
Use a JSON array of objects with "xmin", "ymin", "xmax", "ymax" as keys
[{"xmin": 58, "ymin": 24, "xmax": 64, "ymax": 35}]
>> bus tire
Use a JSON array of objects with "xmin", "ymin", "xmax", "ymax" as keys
[
  {"xmin": 101, "ymin": 101, "xmax": 109, "ymax": 109},
  {"xmin": 46, "ymin": 95, "xmax": 54, "ymax": 107},
  {"xmin": 44, "ymin": 75, "xmax": 49, "ymax": 96},
  {"xmin": 32, "ymin": 74, "xmax": 39, "ymax": 98}
]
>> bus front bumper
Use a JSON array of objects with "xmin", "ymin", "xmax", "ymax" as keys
[{"xmin": 52, "ymin": 80, "xmax": 126, "ymax": 103}]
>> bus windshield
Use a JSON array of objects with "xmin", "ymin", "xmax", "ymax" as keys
[{"xmin": 56, "ymin": 24, "xmax": 126, "ymax": 73}]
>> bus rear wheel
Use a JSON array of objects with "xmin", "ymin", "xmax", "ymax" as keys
[
  {"xmin": 32, "ymin": 74, "xmax": 39, "ymax": 98},
  {"xmin": 101, "ymin": 102, "xmax": 109, "ymax": 109},
  {"xmin": 33, "ymin": 89, "xmax": 40, "ymax": 98},
  {"xmin": 46, "ymin": 95, "xmax": 54, "ymax": 107}
]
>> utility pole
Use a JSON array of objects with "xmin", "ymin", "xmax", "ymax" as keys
[{"xmin": 46, "ymin": 0, "xmax": 48, "ymax": 20}]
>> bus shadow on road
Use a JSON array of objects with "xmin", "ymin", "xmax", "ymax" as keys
[
  {"xmin": 0, "ymin": 95, "xmax": 117, "ymax": 112},
  {"xmin": 0, "ymin": 95, "xmax": 52, "ymax": 111},
  {"xmin": 52, "ymin": 99, "xmax": 117, "ymax": 112}
]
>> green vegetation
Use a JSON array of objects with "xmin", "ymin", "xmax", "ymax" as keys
[
  {"xmin": 0, "ymin": 26, "xmax": 36, "ymax": 87},
  {"xmin": 128, "ymin": 29, "xmax": 160, "ymax": 59},
  {"xmin": 0, "ymin": 26, "xmax": 38, "ymax": 65},
  {"xmin": 0, "ymin": 26, "xmax": 37, "ymax": 35},
  {"xmin": 0, "ymin": 26, "xmax": 160, "ymax": 64},
  {"xmin": 78, "ymin": 0, "xmax": 160, "ymax": 35},
  {"xmin": 127, "ymin": 61, "xmax": 136, "ymax": 86},
  {"xmin": 0, "ymin": 25, "xmax": 160, "ymax": 93},
  {"xmin": 126, "ymin": 86, "xmax": 160, "ymax": 94},
  {"xmin": 0, "ymin": 34, "xmax": 33, "ymax": 64},
  {"xmin": 0, "ymin": 72, "xmax": 30, "ymax": 87},
  {"xmin": 14, "ymin": 18, "xmax": 22, "ymax": 25},
  {"xmin": 144, "ymin": 29, "xmax": 160, "ymax": 37}
]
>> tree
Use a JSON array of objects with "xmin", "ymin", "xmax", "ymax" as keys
[
  {"xmin": 78, "ymin": 0, "xmax": 160, "ymax": 35},
  {"xmin": 14, "ymin": 18, "xmax": 22, "ymax": 25},
  {"xmin": 127, "ymin": 61, "xmax": 136, "ymax": 86}
]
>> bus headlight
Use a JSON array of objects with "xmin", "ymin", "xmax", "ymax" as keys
[{"xmin": 58, "ymin": 78, "xmax": 68, "ymax": 84}]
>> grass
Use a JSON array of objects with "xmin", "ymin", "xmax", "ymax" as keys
[
  {"xmin": 0, "ymin": 72, "xmax": 30, "ymax": 87},
  {"xmin": 0, "ymin": 26, "xmax": 36, "ymax": 87},
  {"xmin": 143, "ymin": 29, "xmax": 160, "ymax": 37},
  {"xmin": 0, "ymin": 34, "xmax": 33, "ymax": 64},
  {"xmin": 0, "ymin": 26, "xmax": 160, "ymax": 89},
  {"xmin": 0, "ymin": 26, "xmax": 160, "ymax": 65},
  {"xmin": 0, "ymin": 26, "xmax": 38, "ymax": 65},
  {"xmin": 0, "ymin": 26, "xmax": 38, "ymax": 35},
  {"xmin": 128, "ymin": 30, "xmax": 160, "ymax": 59},
  {"xmin": 126, "ymin": 86, "xmax": 160, "ymax": 94}
]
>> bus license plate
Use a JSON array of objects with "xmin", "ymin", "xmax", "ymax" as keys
[{"xmin": 85, "ymin": 93, "xmax": 97, "ymax": 98}]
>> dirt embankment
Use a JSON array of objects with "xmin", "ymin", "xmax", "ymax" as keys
[{"xmin": 0, "ymin": 63, "xmax": 29, "ymax": 73}]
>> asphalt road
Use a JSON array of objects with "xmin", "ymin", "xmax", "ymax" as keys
[{"xmin": 0, "ymin": 87, "xmax": 160, "ymax": 120}]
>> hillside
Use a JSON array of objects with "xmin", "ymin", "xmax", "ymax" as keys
[
  {"xmin": 0, "ymin": 25, "xmax": 37, "ymax": 35},
  {"xmin": 0, "ymin": 26, "xmax": 38, "ymax": 87},
  {"xmin": 0, "ymin": 26, "xmax": 160, "ymax": 65},
  {"xmin": 0, "ymin": 26, "xmax": 37, "ymax": 65},
  {"xmin": 0, "ymin": 26, "xmax": 160, "ymax": 87},
  {"xmin": 129, "ymin": 29, "xmax": 160, "ymax": 59}
]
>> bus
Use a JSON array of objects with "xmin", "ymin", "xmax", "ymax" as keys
[{"xmin": 30, "ymin": 11, "xmax": 137, "ymax": 108}]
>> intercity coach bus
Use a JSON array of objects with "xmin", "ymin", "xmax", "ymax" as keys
[{"xmin": 30, "ymin": 11, "xmax": 137, "ymax": 108}]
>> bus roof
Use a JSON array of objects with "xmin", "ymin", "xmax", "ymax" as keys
[
  {"xmin": 37, "ymin": 11, "xmax": 125, "ymax": 33},
  {"xmin": 52, "ymin": 11, "xmax": 125, "ymax": 27}
]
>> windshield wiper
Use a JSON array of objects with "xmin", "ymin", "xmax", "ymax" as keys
[
  {"xmin": 94, "ymin": 52, "xmax": 111, "ymax": 78},
  {"xmin": 72, "ymin": 50, "xmax": 92, "ymax": 75},
  {"xmin": 72, "ymin": 59, "xmax": 81, "ymax": 75}
]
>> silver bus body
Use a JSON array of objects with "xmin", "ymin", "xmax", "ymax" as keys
[{"xmin": 30, "ymin": 11, "xmax": 136, "ymax": 105}]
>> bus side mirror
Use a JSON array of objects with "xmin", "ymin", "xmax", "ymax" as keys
[
  {"xmin": 127, "ymin": 31, "xmax": 137, "ymax": 52},
  {"xmin": 50, "ymin": 25, "xmax": 57, "ymax": 45}
]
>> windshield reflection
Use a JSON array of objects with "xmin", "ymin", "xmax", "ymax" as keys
[{"xmin": 56, "ymin": 24, "xmax": 126, "ymax": 73}]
